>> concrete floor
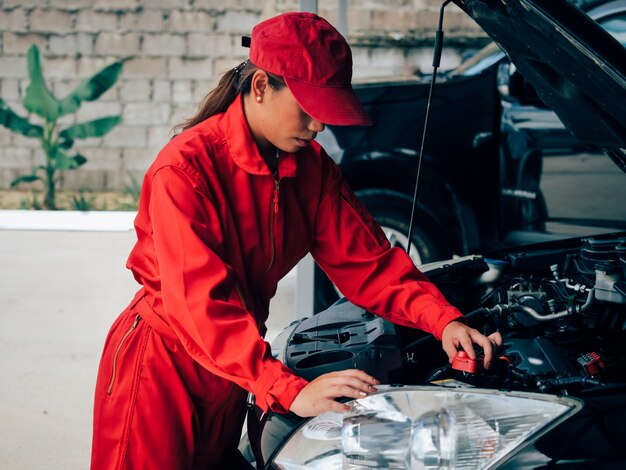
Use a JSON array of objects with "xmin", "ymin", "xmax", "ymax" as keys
[{"xmin": 0, "ymin": 225, "xmax": 295, "ymax": 469}]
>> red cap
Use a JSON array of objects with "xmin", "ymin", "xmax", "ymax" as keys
[{"xmin": 248, "ymin": 12, "xmax": 372, "ymax": 127}]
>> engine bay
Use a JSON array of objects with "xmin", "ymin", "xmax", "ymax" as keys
[
  {"xmin": 263, "ymin": 234, "xmax": 626, "ymax": 462},
  {"xmin": 429, "ymin": 234, "xmax": 626, "ymax": 394},
  {"xmin": 275, "ymin": 234, "xmax": 626, "ymax": 396}
]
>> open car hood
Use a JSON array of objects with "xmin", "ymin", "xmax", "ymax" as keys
[{"xmin": 454, "ymin": 0, "xmax": 626, "ymax": 171}]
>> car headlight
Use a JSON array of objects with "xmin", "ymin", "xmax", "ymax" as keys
[{"xmin": 273, "ymin": 386, "xmax": 582, "ymax": 469}]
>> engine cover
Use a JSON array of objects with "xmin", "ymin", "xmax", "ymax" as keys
[
  {"xmin": 278, "ymin": 301, "xmax": 403, "ymax": 383},
  {"xmin": 503, "ymin": 337, "xmax": 578, "ymax": 375}
]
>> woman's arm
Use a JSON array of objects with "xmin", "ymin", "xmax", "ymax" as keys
[
  {"xmin": 148, "ymin": 165, "xmax": 307, "ymax": 413},
  {"xmin": 310, "ymin": 153, "xmax": 502, "ymax": 366}
]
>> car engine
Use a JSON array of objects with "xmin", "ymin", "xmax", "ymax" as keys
[
  {"xmin": 427, "ymin": 235, "xmax": 626, "ymax": 394},
  {"xmin": 274, "ymin": 234, "xmax": 626, "ymax": 396}
]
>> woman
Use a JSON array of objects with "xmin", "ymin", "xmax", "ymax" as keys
[{"xmin": 91, "ymin": 12, "xmax": 501, "ymax": 469}]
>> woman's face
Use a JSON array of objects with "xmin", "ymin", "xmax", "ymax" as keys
[{"xmin": 248, "ymin": 72, "xmax": 325, "ymax": 154}]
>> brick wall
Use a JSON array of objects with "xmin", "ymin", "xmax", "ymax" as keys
[{"xmin": 0, "ymin": 0, "xmax": 485, "ymax": 191}]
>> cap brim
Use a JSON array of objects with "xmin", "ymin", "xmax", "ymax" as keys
[{"xmin": 285, "ymin": 77, "xmax": 373, "ymax": 127}]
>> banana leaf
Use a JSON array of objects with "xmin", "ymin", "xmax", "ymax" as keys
[
  {"xmin": 23, "ymin": 45, "xmax": 60, "ymax": 121},
  {"xmin": 59, "ymin": 135, "xmax": 74, "ymax": 150},
  {"xmin": 54, "ymin": 148, "xmax": 72, "ymax": 170},
  {"xmin": 0, "ymin": 99, "xmax": 43, "ymax": 138},
  {"xmin": 71, "ymin": 154, "xmax": 87, "ymax": 169},
  {"xmin": 59, "ymin": 61, "xmax": 123, "ymax": 116},
  {"xmin": 58, "ymin": 115, "xmax": 121, "ymax": 140},
  {"xmin": 11, "ymin": 174, "xmax": 41, "ymax": 187}
]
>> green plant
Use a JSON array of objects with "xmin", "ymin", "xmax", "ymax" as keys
[
  {"xmin": 0, "ymin": 45, "xmax": 123, "ymax": 210},
  {"xmin": 69, "ymin": 188, "xmax": 97, "ymax": 212},
  {"xmin": 121, "ymin": 172, "xmax": 141, "ymax": 210},
  {"xmin": 19, "ymin": 190, "xmax": 43, "ymax": 210}
]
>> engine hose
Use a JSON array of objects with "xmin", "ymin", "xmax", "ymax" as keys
[
  {"xmin": 481, "ymin": 303, "xmax": 571, "ymax": 322},
  {"xmin": 538, "ymin": 376, "xmax": 604, "ymax": 391},
  {"xmin": 462, "ymin": 307, "xmax": 494, "ymax": 328},
  {"xmin": 426, "ymin": 364, "xmax": 452, "ymax": 383},
  {"xmin": 578, "ymin": 288, "xmax": 595, "ymax": 313}
]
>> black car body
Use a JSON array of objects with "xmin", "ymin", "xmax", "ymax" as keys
[
  {"xmin": 314, "ymin": 0, "xmax": 626, "ymax": 310},
  {"xmin": 242, "ymin": 0, "xmax": 626, "ymax": 468}
]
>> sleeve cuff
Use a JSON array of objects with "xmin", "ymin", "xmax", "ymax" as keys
[
  {"xmin": 432, "ymin": 306, "xmax": 465, "ymax": 340},
  {"xmin": 254, "ymin": 365, "xmax": 309, "ymax": 413}
]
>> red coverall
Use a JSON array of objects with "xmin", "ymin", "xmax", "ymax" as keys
[{"xmin": 91, "ymin": 94, "xmax": 463, "ymax": 469}]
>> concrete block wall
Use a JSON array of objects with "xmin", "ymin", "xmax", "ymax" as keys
[{"xmin": 0, "ymin": 0, "xmax": 485, "ymax": 191}]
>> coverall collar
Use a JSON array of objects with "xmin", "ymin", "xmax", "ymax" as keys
[{"xmin": 224, "ymin": 94, "xmax": 299, "ymax": 178}]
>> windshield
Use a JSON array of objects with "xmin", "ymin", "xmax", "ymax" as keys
[{"xmin": 451, "ymin": 42, "xmax": 505, "ymax": 76}]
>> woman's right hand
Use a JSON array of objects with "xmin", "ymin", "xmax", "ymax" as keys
[{"xmin": 289, "ymin": 369, "xmax": 380, "ymax": 417}]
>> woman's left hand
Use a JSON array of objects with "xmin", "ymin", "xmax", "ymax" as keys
[{"xmin": 441, "ymin": 320, "xmax": 503, "ymax": 369}]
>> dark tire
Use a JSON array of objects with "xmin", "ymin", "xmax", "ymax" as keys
[{"xmin": 314, "ymin": 189, "xmax": 449, "ymax": 312}]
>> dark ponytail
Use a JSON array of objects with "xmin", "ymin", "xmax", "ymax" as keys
[{"xmin": 173, "ymin": 60, "xmax": 286, "ymax": 133}]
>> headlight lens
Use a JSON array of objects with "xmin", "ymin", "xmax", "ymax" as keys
[{"xmin": 273, "ymin": 386, "xmax": 581, "ymax": 469}]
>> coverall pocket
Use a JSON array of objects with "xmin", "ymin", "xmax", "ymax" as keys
[{"xmin": 106, "ymin": 314, "xmax": 142, "ymax": 395}]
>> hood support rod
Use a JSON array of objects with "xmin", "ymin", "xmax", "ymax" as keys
[{"xmin": 407, "ymin": 0, "xmax": 452, "ymax": 256}]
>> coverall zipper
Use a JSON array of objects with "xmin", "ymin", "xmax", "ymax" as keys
[
  {"xmin": 106, "ymin": 314, "xmax": 141, "ymax": 395},
  {"xmin": 266, "ymin": 177, "xmax": 280, "ymax": 272}
]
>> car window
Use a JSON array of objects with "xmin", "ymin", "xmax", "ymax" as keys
[
  {"xmin": 450, "ymin": 5, "xmax": 626, "ymax": 78},
  {"xmin": 540, "ymin": 151, "xmax": 626, "ymax": 225},
  {"xmin": 596, "ymin": 13, "xmax": 626, "ymax": 46}
]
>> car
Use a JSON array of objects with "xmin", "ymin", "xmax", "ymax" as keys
[
  {"xmin": 313, "ymin": 0, "xmax": 626, "ymax": 311},
  {"xmin": 241, "ymin": 0, "xmax": 626, "ymax": 468}
]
